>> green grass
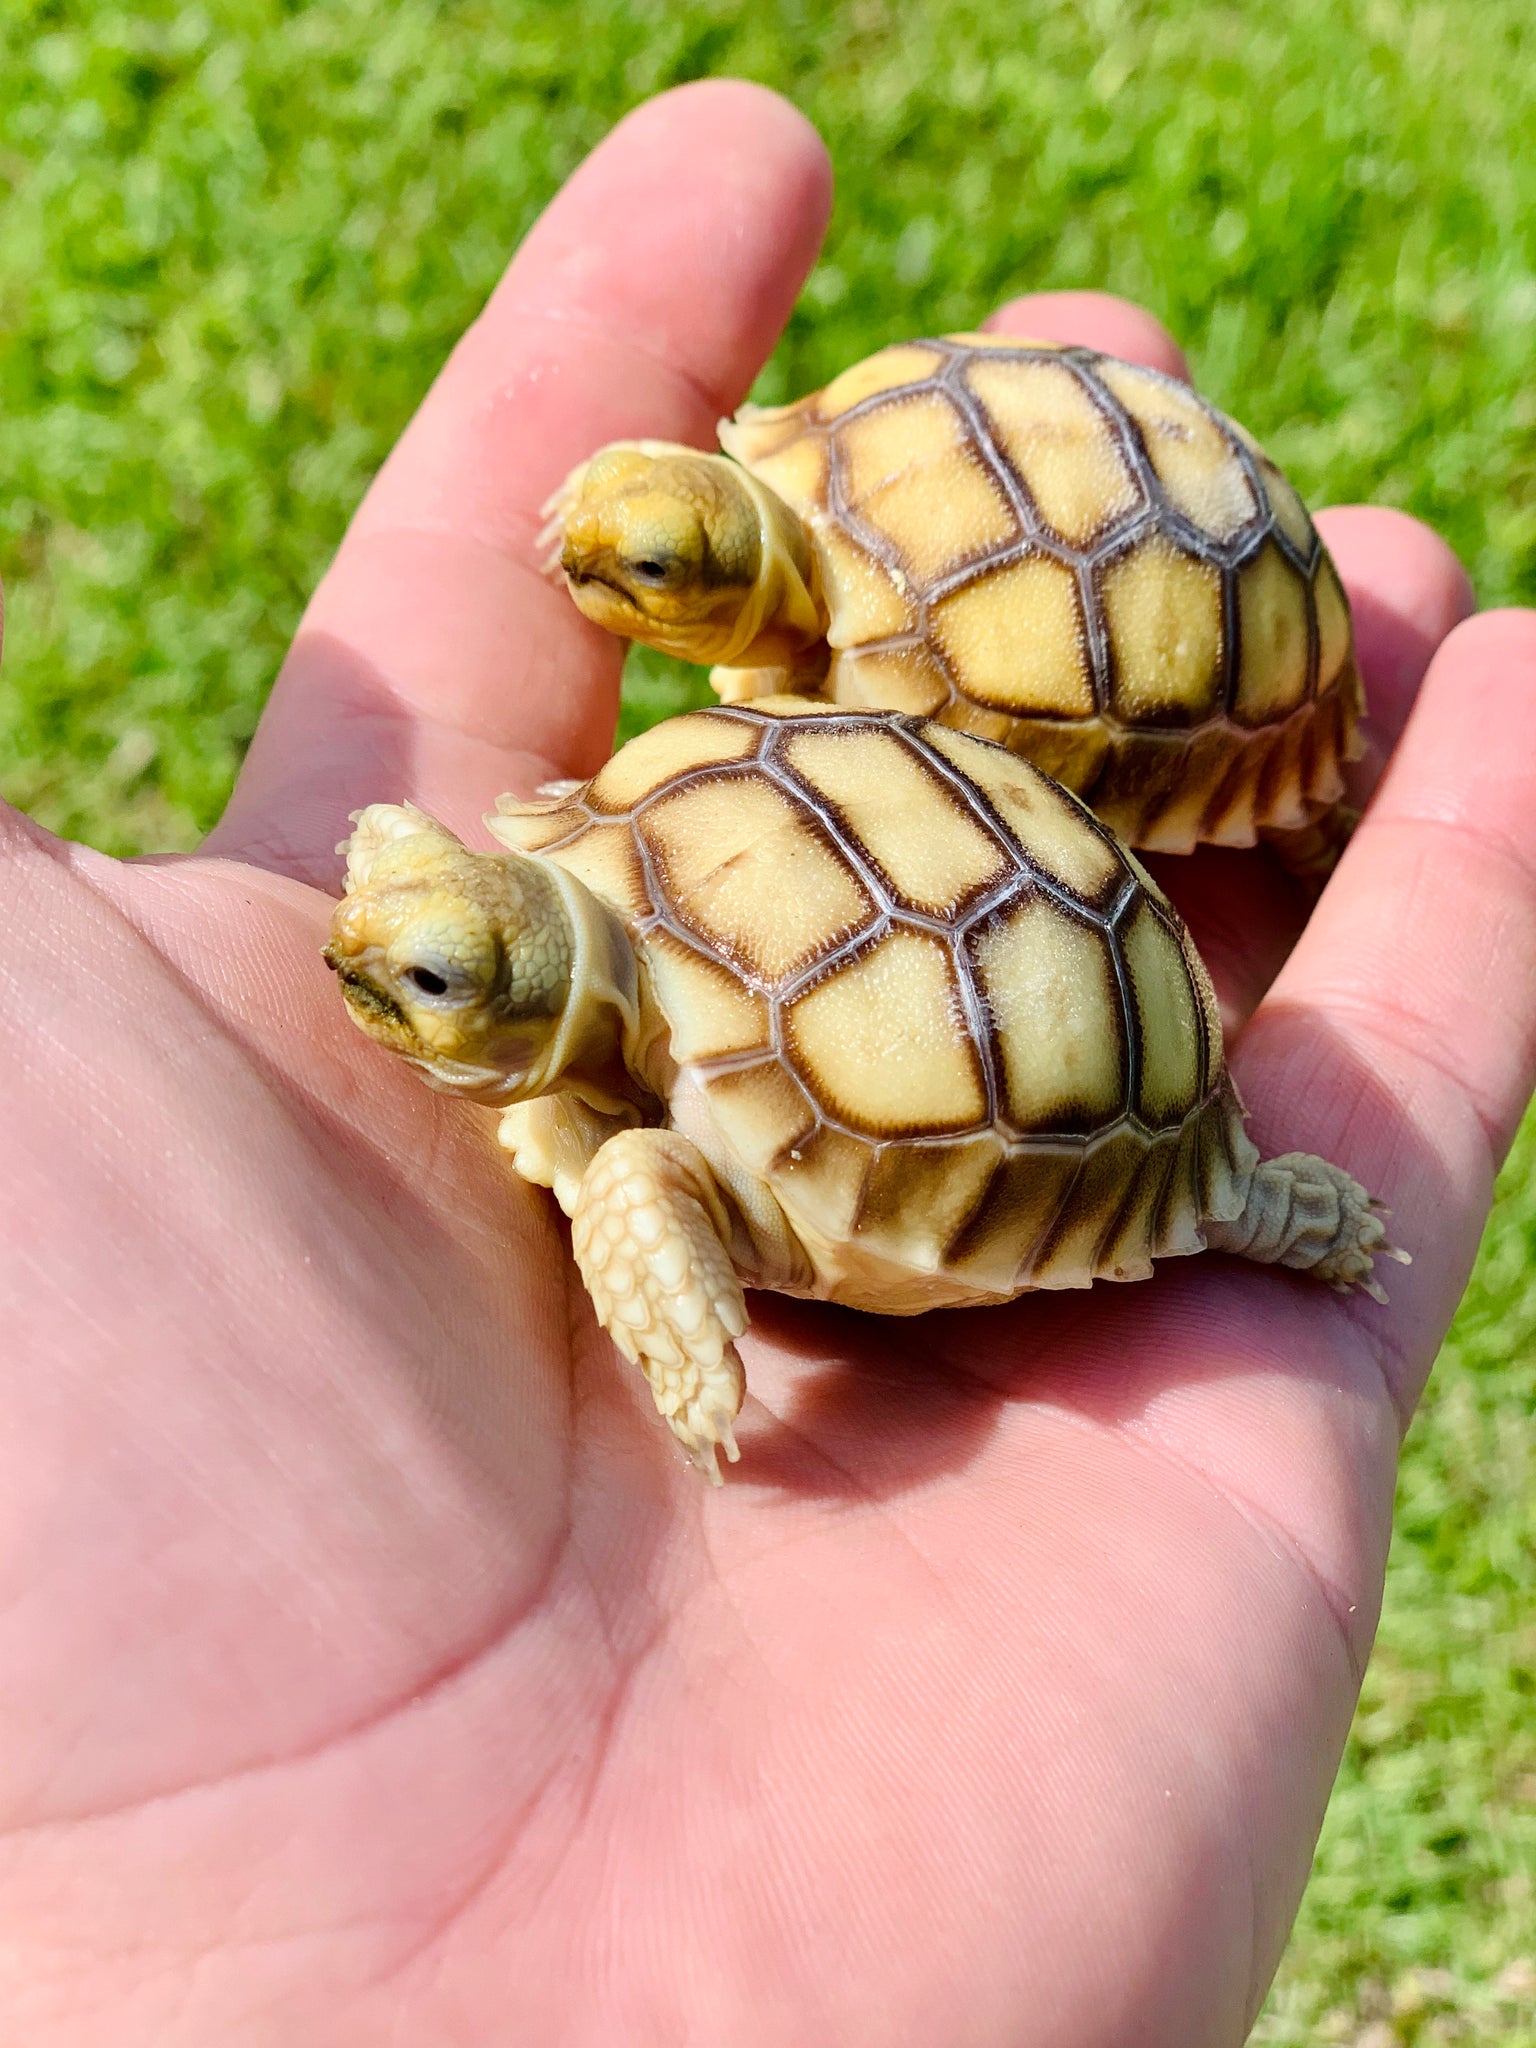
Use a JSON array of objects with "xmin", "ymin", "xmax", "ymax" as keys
[{"xmin": 1, "ymin": 2, "xmax": 1533, "ymax": 2032}]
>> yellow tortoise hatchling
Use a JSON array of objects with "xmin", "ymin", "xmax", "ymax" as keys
[
  {"xmin": 548, "ymin": 335, "xmax": 1362, "ymax": 869},
  {"xmin": 325, "ymin": 700, "xmax": 1404, "ymax": 1483}
]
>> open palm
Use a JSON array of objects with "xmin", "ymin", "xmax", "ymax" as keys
[{"xmin": 4, "ymin": 83, "xmax": 1533, "ymax": 2047}]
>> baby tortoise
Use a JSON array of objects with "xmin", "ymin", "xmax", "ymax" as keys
[
  {"xmin": 548, "ymin": 336, "xmax": 1362, "ymax": 872},
  {"xmin": 326, "ymin": 701, "xmax": 1401, "ymax": 1482}
]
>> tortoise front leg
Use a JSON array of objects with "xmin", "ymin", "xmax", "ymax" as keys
[
  {"xmin": 571, "ymin": 1128, "xmax": 748, "ymax": 1483},
  {"xmin": 1202, "ymin": 1152, "xmax": 1410, "ymax": 1302},
  {"xmin": 709, "ymin": 642, "xmax": 833, "ymax": 705}
]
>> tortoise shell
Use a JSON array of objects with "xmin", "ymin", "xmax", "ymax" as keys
[
  {"xmin": 489, "ymin": 701, "xmax": 1255, "ymax": 1313},
  {"xmin": 720, "ymin": 337, "xmax": 1362, "ymax": 854}
]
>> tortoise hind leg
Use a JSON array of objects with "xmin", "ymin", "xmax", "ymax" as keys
[
  {"xmin": 571, "ymin": 1128, "xmax": 748, "ymax": 1483},
  {"xmin": 1202, "ymin": 1151, "xmax": 1410, "ymax": 1302},
  {"xmin": 1259, "ymin": 799, "xmax": 1360, "ymax": 889}
]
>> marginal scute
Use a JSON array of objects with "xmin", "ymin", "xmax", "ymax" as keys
[
  {"xmin": 640, "ymin": 770, "xmax": 874, "ymax": 984},
  {"xmin": 972, "ymin": 898, "xmax": 1127, "ymax": 1132},
  {"xmin": 921, "ymin": 726, "xmax": 1123, "ymax": 905},
  {"xmin": 1314, "ymin": 551, "xmax": 1352, "ymax": 693},
  {"xmin": 1195, "ymin": 730, "xmax": 1271, "ymax": 850},
  {"xmin": 774, "ymin": 1123, "xmax": 874, "ymax": 1246},
  {"xmin": 782, "ymin": 725, "xmax": 1010, "ymax": 915},
  {"xmin": 538, "ymin": 819, "xmax": 651, "ymax": 922},
  {"xmin": 964, "ymin": 356, "xmax": 1143, "ymax": 545},
  {"xmin": 699, "ymin": 1059, "xmax": 817, "ymax": 1177},
  {"xmin": 1232, "ymin": 539, "xmax": 1313, "ymax": 727},
  {"xmin": 1092, "ymin": 726, "xmax": 1242, "ymax": 854},
  {"xmin": 949, "ymin": 1145, "xmax": 1083, "ymax": 1291},
  {"xmin": 1028, "ymin": 1128, "xmax": 1156, "ymax": 1286},
  {"xmin": 585, "ymin": 710, "xmax": 759, "ymax": 811},
  {"xmin": 642, "ymin": 931, "xmax": 770, "ymax": 1065},
  {"xmin": 1186, "ymin": 926, "xmax": 1223, "ymax": 1079},
  {"xmin": 735, "ymin": 432, "xmax": 829, "ymax": 519},
  {"xmin": 1100, "ymin": 537, "xmax": 1225, "ymax": 725},
  {"xmin": 1120, "ymin": 899, "xmax": 1202, "ymax": 1128},
  {"xmin": 930, "ymin": 555, "xmax": 1094, "ymax": 716},
  {"xmin": 1251, "ymin": 709, "xmax": 1314, "ymax": 833},
  {"xmin": 1257, "ymin": 455, "xmax": 1316, "ymax": 559},
  {"xmin": 1196, "ymin": 1079, "xmax": 1259, "ymax": 1225},
  {"xmin": 717, "ymin": 402, "xmax": 812, "ymax": 468},
  {"xmin": 816, "ymin": 519, "xmax": 915, "ymax": 643},
  {"xmin": 817, "ymin": 344, "xmax": 945, "ymax": 417},
  {"xmin": 832, "ymin": 645, "xmax": 952, "ymax": 717},
  {"xmin": 855, "ymin": 1135, "xmax": 1005, "ymax": 1268},
  {"xmin": 837, "ymin": 392, "xmax": 1017, "ymax": 586},
  {"xmin": 1095, "ymin": 360, "xmax": 1259, "ymax": 542},
  {"xmin": 487, "ymin": 801, "xmax": 586, "ymax": 854},
  {"xmin": 786, "ymin": 929, "xmax": 987, "ymax": 1135},
  {"xmin": 995, "ymin": 714, "xmax": 1112, "ymax": 797},
  {"xmin": 1152, "ymin": 1120, "xmax": 1212, "ymax": 1259},
  {"xmin": 1085, "ymin": 1130, "xmax": 1180, "ymax": 1281}
]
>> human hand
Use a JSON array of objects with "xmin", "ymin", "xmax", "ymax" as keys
[{"xmin": 2, "ymin": 80, "xmax": 1530, "ymax": 2047}]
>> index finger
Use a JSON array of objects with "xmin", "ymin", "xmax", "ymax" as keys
[{"xmin": 208, "ymin": 83, "xmax": 832, "ymax": 884}]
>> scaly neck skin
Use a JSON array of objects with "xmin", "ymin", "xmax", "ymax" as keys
[
  {"xmin": 516, "ymin": 860, "xmax": 649, "ymax": 1120},
  {"xmin": 714, "ymin": 458, "xmax": 829, "ymax": 667}
]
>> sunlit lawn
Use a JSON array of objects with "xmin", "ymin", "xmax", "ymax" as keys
[{"xmin": 2, "ymin": 4, "xmax": 1533, "ymax": 2036}]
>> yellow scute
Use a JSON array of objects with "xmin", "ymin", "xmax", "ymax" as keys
[
  {"xmin": 640, "ymin": 771, "xmax": 874, "ymax": 984},
  {"xmin": 1314, "ymin": 551, "xmax": 1352, "ymax": 692},
  {"xmin": 974, "ymin": 898, "xmax": 1126, "ymax": 1132},
  {"xmin": 786, "ymin": 930, "xmax": 986, "ymax": 1135},
  {"xmin": 541, "ymin": 821, "xmax": 650, "ymax": 922},
  {"xmin": 487, "ymin": 801, "xmax": 584, "ymax": 853},
  {"xmin": 837, "ymin": 392, "xmax": 1017, "ymax": 587},
  {"xmin": 1232, "ymin": 540, "xmax": 1311, "ymax": 727},
  {"xmin": 815, "ymin": 519, "xmax": 913, "ymax": 643},
  {"xmin": 1096, "ymin": 361, "xmax": 1258, "ymax": 542},
  {"xmin": 700, "ymin": 1060, "xmax": 817, "ymax": 1175},
  {"xmin": 1258, "ymin": 456, "xmax": 1315, "ymax": 558},
  {"xmin": 855, "ymin": 1136, "xmax": 1004, "ymax": 1269},
  {"xmin": 817, "ymin": 345, "xmax": 945, "ymax": 417},
  {"xmin": 965, "ymin": 356, "xmax": 1142, "ymax": 545},
  {"xmin": 737, "ymin": 431, "xmax": 829, "ymax": 519},
  {"xmin": 641, "ymin": 933, "xmax": 770, "ymax": 1064},
  {"xmin": 1120, "ymin": 901, "xmax": 1201, "ymax": 1127},
  {"xmin": 586, "ymin": 712, "xmax": 758, "ymax": 811},
  {"xmin": 1100, "ymin": 539, "xmax": 1224, "ymax": 724},
  {"xmin": 930, "ymin": 556, "xmax": 1093, "ymax": 716},
  {"xmin": 783, "ymin": 725, "xmax": 1008, "ymax": 914},
  {"xmin": 921, "ymin": 727, "xmax": 1122, "ymax": 904},
  {"xmin": 831, "ymin": 644, "xmax": 951, "ymax": 717}
]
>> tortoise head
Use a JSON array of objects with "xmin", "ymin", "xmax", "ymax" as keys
[
  {"xmin": 324, "ymin": 808, "xmax": 575, "ymax": 1103},
  {"xmin": 556, "ymin": 445, "xmax": 767, "ymax": 663}
]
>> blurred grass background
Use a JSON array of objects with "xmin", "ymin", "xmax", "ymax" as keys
[{"xmin": 0, "ymin": 2, "xmax": 1531, "ymax": 2037}]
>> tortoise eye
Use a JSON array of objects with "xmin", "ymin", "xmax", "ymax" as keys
[
  {"xmin": 629, "ymin": 559, "xmax": 671, "ymax": 586},
  {"xmin": 403, "ymin": 965, "xmax": 450, "ymax": 997}
]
